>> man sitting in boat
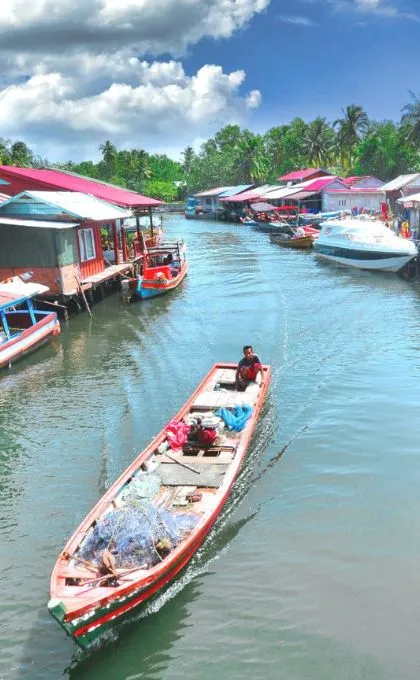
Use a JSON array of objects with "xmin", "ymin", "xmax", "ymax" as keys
[{"xmin": 236, "ymin": 345, "xmax": 263, "ymax": 391}]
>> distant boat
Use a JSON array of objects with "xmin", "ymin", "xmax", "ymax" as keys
[
  {"xmin": 270, "ymin": 233, "xmax": 314, "ymax": 249},
  {"xmin": 0, "ymin": 276, "xmax": 60, "ymax": 369},
  {"xmin": 49, "ymin": 361, "xmax": 271, "ymax": 649},
  {"xmin": 313, "ymin": 219, "xmax": 418, "ymax": 272},
  {"xmin": 130, "ymin": 242, "xmax": 188, "ymax": 299}
]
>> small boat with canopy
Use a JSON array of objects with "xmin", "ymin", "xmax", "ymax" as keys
[
  {"xmin": 0, "ymin": 275, "xmax": 60, "ymax": 369},
  {"xmin": 123, "ymin": 241, "xmax": 188, "ymax": 300}
]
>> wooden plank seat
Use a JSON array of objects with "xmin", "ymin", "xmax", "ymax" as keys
[
  {"xmin": 213, "ymin": 367, "xmax": 237, "ymax": 384},
  {"xmin": 154, "ymin": 450, "xmax": 234, "ymax": 465},
  {"xmin": 192, "ymin": 390, "xmax": 258, "ymax": 409}
]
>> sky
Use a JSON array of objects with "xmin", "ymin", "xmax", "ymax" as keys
[{"xmin": 0, "ymin": 0, "xmax": 419, "ymax": 162}]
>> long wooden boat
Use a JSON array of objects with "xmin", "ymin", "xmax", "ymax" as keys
[
  {"xmin": 49, "ymin": 362, "xmax": 271, "ymax": 648},
  {"xmin": 0, "ymin": 277, "xmax": 60, "ymax": 369},
  {"xmin": 132, "ymin": 241, "xmax": 188, "ymax": 300},
  {"xmin": 269, "ymin": 233, "xmax": 315, "ymax": 249}
]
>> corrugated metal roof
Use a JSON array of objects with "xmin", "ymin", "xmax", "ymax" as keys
[
  {"xmin": 381, "ymin": 174, "xmax": 420, "ymax": 191},
  {"xmin": 302, "ymin": 177, "xmax": 344, "ymax": 191},
  {"xmin": 0, "ymin": 166, "xmax": 163, "ymax": 208},
  {"xmin": 276, "ymin": 168, "xmax": 331, "ymax": 182},
  {"xmin": 0, "ymin": 216, "xmax": 79, "ymax": 229},
  {"xmin": 285, "ymin": 190, "xmax": 318, "ymax": 201},
  {"xmin": 260, "ymin": 186, "xmax": 304, "ymax": 200},
  {"xmin": 219, "ymin": 185, "xmax": 275, "ymax": 203},
  {"xmin": 193, "ymin": 186, "xmax": 231, "ymax": 198},
  {"xmin": 327, "ymin": 188, "xmax": 383, "ymax": 193},
  {"xmin": 218, "ymin": 184, "xmax": 253, "ymax": 198},
  {"xmin": 0, "ymin": 192, "xmax": 10, "ymax": 203},
  {"xmin": 0, "ymin": 191, "xmax": 131, "ymax": 221}
]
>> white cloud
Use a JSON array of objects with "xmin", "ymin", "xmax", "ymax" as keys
[
  {"xmin": 0, "ymin": 0, "xmax": 269, "ymax": 160},
  {"xmin": 329, "ymin": 0, "xmax": 419, "ymax": 20},
  {"xmin": 0, "ymin": 59, "xmax": 261, "ymax": 160},
  {"xmin": 277, "ymin": 15, "xmax": 316, "ymax": 25},
  {"xmin": 0, "ymin": 0, "xmax": 270, "ymax": 59}
]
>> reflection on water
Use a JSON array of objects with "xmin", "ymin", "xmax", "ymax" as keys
[{"xmin": 2, "ymin": 216, "xmax": 420, "ymax": 679}]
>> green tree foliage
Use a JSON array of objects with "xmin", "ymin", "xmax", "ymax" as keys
[
  {"xmin": 2, "ymin": 93, "xmax": 420, "ymax": 199},
  {"xmin": 354, "ymin": 121, "xmax": 419, "ymax": 181},
  {"xmin": 334, "ymin": 105, "xmax": 369, "ymax": 171},
  {"xmin": 302, "ymin": 118, "xmax": 335, "ymax": 167},
  {"xmin": 401, "ymin": 91, "xmax": 420, "ymax": 144}
]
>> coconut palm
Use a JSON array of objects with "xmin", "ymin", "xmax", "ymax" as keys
[
  {"xmin": 401, "ymin": 91, "xmax": 420, "ymax": 144},
  {"xmin": 334, "ymin": 105, "xmax": 369, "ymax": 171},
  {"xmin": 302, "ymin": 117, "xmax": 334, "ymax": 167},
  {"xmin": 99, "ymin": 140, "xmax": 117, "ymax": 179},
  {"xmin": 234, "ymin": 132, "xmax": 268, "ymax": 183}
]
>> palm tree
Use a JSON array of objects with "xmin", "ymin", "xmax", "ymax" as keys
[
  {"xmin": 302, "ymin": 118, "xmax": 334, "ymax": 167},
  {"xmin": 99, "ymin": 140, "xmax": 117, "ymax": 179},
  {"xmin": 181, "ymin": 146, "xmax": 195, "ymax": 195},
  {"xmin": 234, "ymin": 133, "xmax": 268, "ymax": 183},
  {"xmin": 401, "ymin": 91, "xmax": 420, "ymax": 144},
  {"xmin": 334, "ymin": 105, "xmax": 369, "ymax": 171}
]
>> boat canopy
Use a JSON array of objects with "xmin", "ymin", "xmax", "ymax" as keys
[
  {"xmin": 250, "ymin": 202, "xmax": 276, "ymax": 213},
  {"xmin": 0, "ymin": 277, "xmax": 49, "ymax": 312}
]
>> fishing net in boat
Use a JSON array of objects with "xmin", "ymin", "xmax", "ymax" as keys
[{"xmin": 78, "ymin": 472, "xmax": 198, "ymax": 570}]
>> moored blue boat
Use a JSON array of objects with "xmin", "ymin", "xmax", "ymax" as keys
[{"xmin": 0, "ymin": 276, "xmax": 60, "ymax": 369}]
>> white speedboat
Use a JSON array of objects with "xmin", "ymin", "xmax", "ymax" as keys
[{"xmin": 313, "ymin": 219, "xmax": 417, "ymax": 273}]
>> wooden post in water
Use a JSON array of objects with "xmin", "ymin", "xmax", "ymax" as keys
[
  {"xmin": 136, "ymin": 215, "xmax": 142, "ymax": 254},
  {"xmin": 149, "ymin": 208, "xmax": 154, "ymax": 238}
]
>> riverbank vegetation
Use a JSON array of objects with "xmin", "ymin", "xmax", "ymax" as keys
[{"xmin": 1, "ymin": 97, "xmax": 420, "ymax": 197}]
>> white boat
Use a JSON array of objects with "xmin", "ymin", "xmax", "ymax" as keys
[{"xmin": 313, "ymin": 219, "xmax": 417, "ymax": 273}]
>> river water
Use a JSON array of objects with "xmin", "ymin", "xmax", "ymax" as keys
[{"xmin": 1, "ymin": 215, "xmax": 420, "ymax": 680}]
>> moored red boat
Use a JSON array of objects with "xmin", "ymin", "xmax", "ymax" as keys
[
  {"xmin": 131, "ymin": 241, "xmax": 188, "ymax": 300},
  {"xmin": 49, "ymin": 362, "xmax": 271, "ymax": 648},
  {"xmin": 0, "ymin": 276, "xmax": 60, "ymax": 369}
]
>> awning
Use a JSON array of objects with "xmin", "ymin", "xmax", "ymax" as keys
[
  {"xmin": 397, "ymin": 192, "xmax": 420, "ymax": 205},
  {"xmin": 283, "ymin": 190, "xmax": 318, "ymax": 201},
  {"xmin": 0, "ymin": 216, "xmax": 78, "ymax": 229}
]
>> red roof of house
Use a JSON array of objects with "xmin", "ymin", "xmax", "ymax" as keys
[
  {"xmin": 302, "ymin": 177, "xmax": 343, "ymax": 191},
  {"xmin": 342, "ymin": 176, "xmax": 362, "ymax": 186},
  {"xmin": 276, "ymin": 168, "xmax": 332, "ymax": 182},
  {"xmin": 0, "ymin": 166, "xmax": 163, "ymax": 208}
]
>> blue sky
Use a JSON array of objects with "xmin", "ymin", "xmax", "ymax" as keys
[
  {"xmin": 0, "ymin": 0, "xmax": 418, "ymax": 161},
  {"xmin": 183, "ymin": 0, "xmax": 419, "ymax": 130}
]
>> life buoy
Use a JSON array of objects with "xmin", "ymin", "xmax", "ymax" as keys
[{"xmin": 154, "ymin": 272, "xmax": 167, "ymax": 283}]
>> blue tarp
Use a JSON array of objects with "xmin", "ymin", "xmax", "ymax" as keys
[{"xmin": 215, "ymin": 405, "xmax": 253, "ymax": 432}]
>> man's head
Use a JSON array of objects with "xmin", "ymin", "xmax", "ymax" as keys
[{"xmin": 243, "ymin": 345, "xmax": 253, "ymax": 358}]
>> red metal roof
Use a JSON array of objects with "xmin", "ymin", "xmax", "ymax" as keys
[
  {"xmin": 276, "ymin": 168, "xmax": 331, "ymax": 182},
  {"xmin": 0, "ymin": 166, "xmax": 163, "ymax": 208},
  {"xmin": 342, "ymin": 176, "xmax": 363, "ymax": 186},
  {"xmin": 302, "ymin": 177, "xmax": 343, "ymax": 191}
]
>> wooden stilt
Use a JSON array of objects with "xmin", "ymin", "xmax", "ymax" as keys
[{"xmin": 75, "ymin": 274, "xmax": 92, "ymax": 318}]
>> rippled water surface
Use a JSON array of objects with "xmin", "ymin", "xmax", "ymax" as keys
[{"xmin": 1, "ymin": 216, "xmax": 420, "ymax": 680}]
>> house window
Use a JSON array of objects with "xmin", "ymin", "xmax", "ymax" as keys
[
  {"xmin": 339, "ymin": 199, "xmax": 347, "ymax": 207},
  {"xmin": 78, "ymin": 228, "xmax": 96, "ymax": 261}
]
